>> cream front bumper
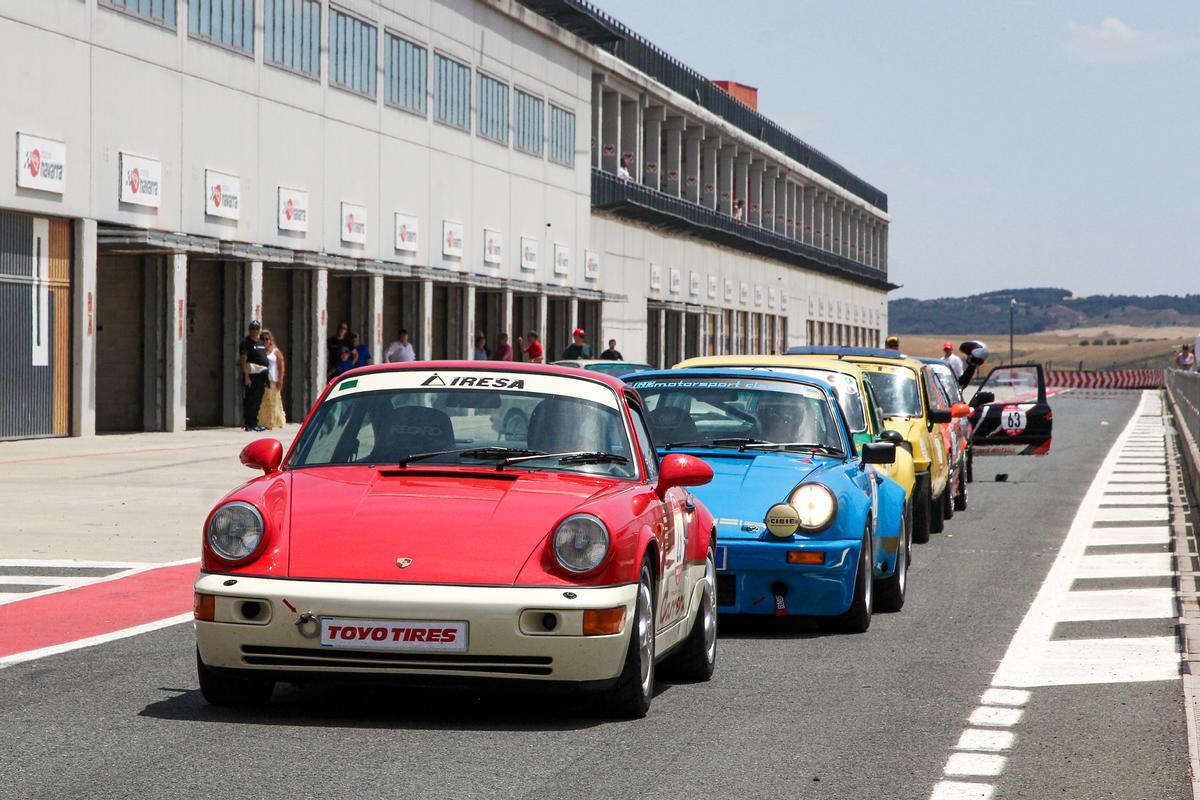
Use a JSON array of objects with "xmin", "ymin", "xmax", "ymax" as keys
[{"xmin": 194, "ymin": 573, "xmax": 637, "ymax": 685}]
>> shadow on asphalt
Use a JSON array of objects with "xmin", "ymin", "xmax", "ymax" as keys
[{"xmin": 139, "ymin": 680, "xmax": 678, "ymax": 730}]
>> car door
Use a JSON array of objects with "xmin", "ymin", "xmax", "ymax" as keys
[
  {"xmin": 969, "ymin": 364, "xmax": 1053, "ymax": 455},
  {"xmin": 918, "ymin": 367, "xmax": 950, "ymax": 495}
]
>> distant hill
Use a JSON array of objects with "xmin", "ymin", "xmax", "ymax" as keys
[{"xmin": 888, "ymin": 288, "xmax": 1200, "ymax": 334}]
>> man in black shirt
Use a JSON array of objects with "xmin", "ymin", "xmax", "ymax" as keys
[
  {"xmin": 327, "ymin": 321, "xmax": 351, "ymax": 377},
  {"xmin": 239, "ymin": 321, "xmax": 269, "ymax": 431},
  {"xmin": 599, "ymin": 339, "xmax": 623, "ymax": 361},
  {"xmin": 560, "ymin": 328, "xmax": 592, "ymax": 360}
]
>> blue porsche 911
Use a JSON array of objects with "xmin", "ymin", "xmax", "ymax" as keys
[{"xmin": 625, "ymin": 369, "xmax": 909, "ymax": 632}]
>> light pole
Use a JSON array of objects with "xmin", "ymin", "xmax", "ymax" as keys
[{"xmin": 1009, "ymin": 298, "xmax": 1016, "ymax": 364}]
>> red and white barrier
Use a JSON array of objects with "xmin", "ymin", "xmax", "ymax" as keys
[{"xmin": 1046, "ymin": 369, "xmax": 1164, "ymax": 389}]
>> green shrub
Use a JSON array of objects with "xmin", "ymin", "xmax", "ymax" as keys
[
  {"xmin": 1119, "ymin": 338, "xmax": 1130, "ymax": 345},
  {"xmin": 1080, "ymin": 340, "xmax": 1090, "ymax": 346},
  {"xmin": 1092, "ymin": 338, "xmax": 1105, "ymax": 345},
  {"xmin": 1106, "ymin": 338, "xmax": 1118, "ymax": 346}
]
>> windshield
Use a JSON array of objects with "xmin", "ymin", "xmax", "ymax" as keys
[
  {"xmin": 863, "ymin": 368, "xmax": 922, "ymax": 417},
  {"xmin": 627, "ymin": 376, "xmax": 843, "ymax": 452},
  {"xmin": 584, "ymin": 362, "xmax": 654, "ymax": 378},
  {"xmin": 290, "ymin": 370, "xmax": 636, "ymax": 479}
]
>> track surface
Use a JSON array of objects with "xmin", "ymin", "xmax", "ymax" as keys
[{"xmin": 0, "ymin": 391, "xmax": 1189, "ymax": 800}]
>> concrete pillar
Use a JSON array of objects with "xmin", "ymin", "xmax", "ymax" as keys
[
  {"xmin": 663, "ymin": 117, "xmax": 684, "ymax": 197},
  {"xmin": 464, "ymin": 284, "xmax": 477, "ymax": 358},
  {"xmin": 773, "ymin": 174, "xmax": 786, "ymax": 235},
  {"xmin": 71, "ymin": 218, "xmax": 97, "ymax": 437},
  {"xmin": 803, "ymin": 187, "xmax": 815, "ymax": 245},
  {"xmin": 698, "ymin": 312, "xmax": 708, "ymax": 356},
  {"xmin": 537, "ymin": 292, "xmax": 548, "ymax": 351},
  {"xmin": 748, "ymin": 160, "xmax": 764, "ymax": 226},
  {"xmin": 786, "ymin": 183, "xmax": 797, "ymax": 240},
  {"xmin": 419, "ymin": 278, "xmax": 434, "ymax": 360},
  {"xmin": 568, "ymin": 296, "xmax": 578, "ymax": 336},
  {"xmin": 717, "ymin": 145, "xmax": 736, "ymax": 215},
  {"xmin": 591, "ymin": 78, "xmax": 603, "ymax": 169},
  {"xmin": 881, "ymin": 224, "xmax": 888, "ymax": 270},
  {"xmin": 369, "ymin": 274, "xmax": 384, "ymax": 363},
  {"xmin": 677, "ymin": 311, "xmax": 686, "ymax": 363},
  {"xmin": 733, "ymin": 153, "xmax": 750, "ymax": 219},
  {"xmin": 244, "ymin": 261, "xmax": 263, "ymax": 325},
  {"xmin": 685, "ymin": 128, "xmax": 703, "ymax": 204},
  {"xmin": 656, "ymin": 308, "xmax": 666, "ymax": 367},
  {"xmin": 642, "ymin": 107, "xmax": 663, "ymax": 190},
  {"xmin": 165, "ymin": 253, "xmax": 187, "ymax": 432},
  {"xmin": 620, "ymin": 98, "xmax": 640, "ymax": 178},
  {"xmin": 601, "ymin": 91, "xmax": 620, "ymax": 173},
  {"xmin": 312, "ymin": 268, "xmax": 328, "ymax": 398},
  {"xmin": 502, "ymin": 288, "xmax": 514, "ymax": 355}
]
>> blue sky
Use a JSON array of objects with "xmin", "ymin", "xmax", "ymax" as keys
[{"xmin": 593, "ymin": 1, "xmax": 1198, "ymax": 299}]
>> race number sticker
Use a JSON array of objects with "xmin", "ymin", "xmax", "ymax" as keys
[{"xmin": 1001, "ymin": 404, "xmax": 1027, "ymax": 437}]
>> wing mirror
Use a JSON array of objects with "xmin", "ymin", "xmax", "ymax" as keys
[
  {"xmin": 970, "ymin": 391, "xmax": 995, "ymax": 408},
  {"xmin": 951, "ymin": 402, "xmax": 971, "ymax": 419},
  {"xmin": 860, "ymin": 442, "xmax": 896, "ymax": 465},
  {"xmin": 655, "ymin": 453, "xmax": 714, "ymax": 498},
  {"xmin": 927, "ymin": 409, "xmax": 952, "ymax": 424},
  {"xmin": 240, "ymin": 438, "xmax": 283, "ymax": 475},
  {"xmin": 876, "ymin": 429, "xmax": 904, "ymax": 446}
]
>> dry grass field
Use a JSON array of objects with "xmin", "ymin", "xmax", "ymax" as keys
[{"xmin": 899, "ymin": 329, "xmax": 1193, "ymax": 371}]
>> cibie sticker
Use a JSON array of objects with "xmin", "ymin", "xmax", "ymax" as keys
[
  {"xmin": 1000, "ymin": 404, "xmax": 1028, "ymax": 436},
  {"xmin": 320, "ymin": 617, "xmax": 467, "ymax": 652}
]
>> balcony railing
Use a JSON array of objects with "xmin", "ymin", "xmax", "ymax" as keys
[
  {"xmin": 517, "ymin": 0, "xmax": 888, "ymax": 212},
  {"xmin": 591, "ymin": 169, "xmax": 893, "ymax": 291}
]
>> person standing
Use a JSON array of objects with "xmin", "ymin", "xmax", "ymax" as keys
[
  {"xmin": 327, "ymin": 321, "xmax": 351, "ymax": 376},
  {"xmin": 239, "ymin": 321, "xmax": 269, "ymax": 432},
  {"xmin": 517, "ymin": 331, "xmax": 543, "ymax": 363},
  {"xmin": 942, "ymin": 341, "xmax": 964, "ymax": 378},
  {"xmin": 1177, "ymin": 344, "xmax": 1196, "ymax": 371},
  {"xmin": 560, "ymin": 328, "xmax": 592, "ymax": 360},
  {"xmin": 493, "ymin": 333, "xmax": 513, "ymax": 361},
  {"xmin": 599, "ymin": 339, "xmax": 623, "ymax": 361},
  {"xmin": 473, "ymin": 334, "xmax": 490, "ymax": 360},
  {"xmin": 885, "ymin": 335, "xmax": 900, "ymax": 351},
  {"xmin": 350, "ymin": 333, "xmax": 373, "ymax": 368},
  {"xmin": 383, "ymin": 329, "xmax": 416, "ymax": 363},
  {"xmin": 257, "ymin": 329, "xmax": 287, "ymax": 430}
]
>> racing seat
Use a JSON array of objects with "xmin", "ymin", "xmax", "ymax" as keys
[
  {"xmin": 367, "ymin": 406, "xmax": 455, "ymax": 463},
  {"xmin": 527, "ymin": 397, "xmax": 610, "ymax": 454},
  {"xmin": 754, "ymin": 398, "xmax": 822, "ymax": 444},
  {"xmin": 649, "ymin": 406, "xmax": 699, "ymax": 446}
]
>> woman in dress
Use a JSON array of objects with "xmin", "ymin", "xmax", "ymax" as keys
[{"xmin": 257, "ymin": 329, "xmax": 287, "ymax": 430}]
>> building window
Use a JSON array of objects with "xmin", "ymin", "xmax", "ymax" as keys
[
  {"xmin": 100, "ymin": 0, "xmax": 176, "ymax": 28},
  {"xmin": 384, "ymin": 33, "xmax": 427, "ymax": 115},
  {"xmin": 329, "ymin": 6, "xmax": 377, "ymax": 98},
  {"xmin": 476, "ymin": 74, "xmax": 509, "ymax": 144},
  {"xmin": 434, "ymin": 54, "xmax": 471, "ymax": 130},
  {"xmin": 514, "ymin": 90, "xmax": 544, "ymax": 156},
  {"xmin": 548, "ymin": 106, "xmax": 575, "ymax": 166},
  {"xmin": 264, "ymin": 0, "xmax": 320, "ymax": 78},
  {"xmin": 189, "ymin": 0, "xmax": 254, "ymax": 54}
]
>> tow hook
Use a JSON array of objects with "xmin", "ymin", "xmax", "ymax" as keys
[{"xmin": 295, "ymin": 610, "xmax": 320, "ymax": 638}]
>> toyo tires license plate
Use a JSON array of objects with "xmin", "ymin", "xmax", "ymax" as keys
[{"xmin": 319, "ymin": 617, "xmax": 468, "ymax": 653}]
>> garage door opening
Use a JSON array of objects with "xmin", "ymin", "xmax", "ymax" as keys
[{"xmin": 95, "ymin": 255, "xmax": 147, "ymax": 433}]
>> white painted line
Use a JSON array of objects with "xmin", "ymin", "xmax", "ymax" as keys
[
  {"xmin": 1098, "ymin": 495, "xmax": 1169, "ymax": 506},
  {"xmin": 1089, "ymin": 526, "xmax": 1170, "ymax": 546},
  {"xmin": 1103, "ymin": 483, "xmax": 1166, "ymax": 493},
  {"xmin": 0, "ymin": 575, "xmax": 114, "ymax": 586},
  {"xmin": 1093, "ymin": 506, "xmax": 1170, "ymax": 523},
  {"xmin": 980, "ymin": 688, "xmax": 1030, "ymax": 707},
  {"xmin": 0, "ymin": 558, "xmax": 199, "ymax": 607},
  {"xmin": 1077, "ymin": 552, "xmax": 1173, "ymax": 579},
  {"xmin": 945, "ymin": 753, "xmax": 1007, "ymax": 778},
  {"xmin": 1012, "ymin": 637, "xmax": 1182, "ymax": 687},
  {"xmin": 1116, "ymin": 459, "xmax": 1167, "ymax": 465},
  {"xmin": 0, "ymin": 559, "xmax": 150, "ymax": 568},
  {"xmin": 969, "ymin": 706, "xmax": 1023, "ymax": 727},
  {"xmin": 0, "ymin": 593, "xmax": 27, "ymax": 602},
  {"xmin": 930, "ymin": 781, "xmax": 994, "ymax": 800},
  {"xmin": 1109, "ymin": 472, "xmax": 1168, "ymax": 482},
  {"xmin": 0, "ymin": 613, "xmax": 194, "ymax": 669},
  {"xmin": 956, "ymin": 728, "xmax": 1016, "ymax": 752},
  {"xmin": 1059, "ymin": 588, "xmax": 1175, "ymax": 621}
]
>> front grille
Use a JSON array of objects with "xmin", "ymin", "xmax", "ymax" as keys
[
  {"xmin": 240, "ymin": 645, "xmax": 553, "ymax": 676},
  {"xmin": 717, "ymin": 574, "xmax": 737, "ymax": 607}
]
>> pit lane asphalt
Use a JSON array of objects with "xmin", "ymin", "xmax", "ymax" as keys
[{"xmin": 0, "ymin": 391, "xmax": 1189, "ymax": 800}]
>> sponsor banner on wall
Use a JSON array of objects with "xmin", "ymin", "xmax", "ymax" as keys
[
  {"xmin": 668, "ymin": 267, "xmax": 681, "ymax": 294},
  {"xmin": 278, "ymin": 187, "xmax": 309, "ymax": 232},
  {"xmin": 740, "ymin": 282, "xmax": 750, "ymax": 304},
  {"xmin": 768, "ymin": 287, "xmax": 777, "ymax": 308},
  {"xmin": 520, "ymin": 236, "xmax": 538, "ymax": 272},
  {"xmin": 724, "ymin": 278, "xmax": 734, "ymax": 302},
  {"xmin": 553, "ymin": 243, "xmax": 570, "ymax": 277},
  {"xmin": 442, "ymin": 220, "xmax": 464, "ymax": 258},
  {"xmin": 781, "ymin": 294, "xmax": 789, "ymax": 313},
  {"xmin": 395, "ymin": 213, "xmax": 419, "ymax": 252},
  {"xmin": 341, "ymin": 202, "xmax": 367, "ymax": 244},
  {"xmin": 204, "ymin": 170, "xmax": 240, "ymax": 220},
  {"xmin": 584, "ymin": 249, "xmax": 600, "ymax": 281},
  {"xmin": 707, "ymin": 275, "xmax": 718, "ymax": 300},
  {"xmin": 483, "ymin": 229, "xmax": 503, "ymax": 266},
  {"xmin": 689, "ymin": 271, "xmax": 701, "ymax": 298},
  {"xmin": 16, "ymin": 133, "xmax": 65, "ymax": 194},
  {"xmin": 119, "ymin": 152, "xmax": 162, "ymax": 207},
  {"xmin": 649, "ymin": 263, "xmax": 662, "ymax": 291},
  {"xmin": 754, "ymin": 285, "xmax": 765, "ymax": 307}
]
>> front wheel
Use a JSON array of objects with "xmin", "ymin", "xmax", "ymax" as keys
[
  {"xmin": 833, "ymin": 532, "xmax": 873, "ymax": 633},
  {"xmin": 661, "ymin": 547, "xmax": 717, "ymax": 682},
  {"xmin": 196, "ymin": 650, "xmax": 274, "ymax": 707},
  {"xmin": 954, "ymin": 458, "xmax": 969, "ymax": 511},
  {"xmin": 876, "ymin": 517, "xmax": 907, "ymax": 612},
  {"xmin": 601, "ymin": 557, "xmax": 656, "ymax": 718},
  {"xmin": 912, "ymin": 477, "xmax": 932, "ymax": 544}
]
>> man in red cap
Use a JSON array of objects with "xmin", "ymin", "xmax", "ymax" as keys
[
  {"xmin": 560, "ymin": 328, "xmax": 592, "ymax": 360},
  {"xmin": 942, "ymin": 340, "xmax": 964, "ymax": 378}
]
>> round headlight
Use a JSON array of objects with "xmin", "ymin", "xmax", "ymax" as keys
[
  {"xmin": 207, "ymin": 501, "xmax": 265, "ymax": 562},
  {"xmin": 552, "ymin": 514, "xmax": 610, "ymax": 574},
  {"xmin": 787, "ymin": 484, "xmax": 837, "ymax": 532}
]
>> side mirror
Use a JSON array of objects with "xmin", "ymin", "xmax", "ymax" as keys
[
  {"xmin": 950, "ymin": 402, "xmax": 971, "ymax": 419},
  {"xmin": 861, "ymin": 442, "xmax": 896, "ymax": 465},
  {"xmin": 927, "ymin": 409, "xmax": 952, "ymax": 424},
  {"xmin": 240, "ymin": 438, "xmax": 283, "ymax": 475},
  {"xmin": 970, "ymin": 391, "xmax": 995, "ymax": 408},
  {"xmin": 655, "ymin": 453, "xmax": 713, "ymax": 497},
  {"xmin": 876, "ymin": 429, "xmax": 904, "ymax": 446}
]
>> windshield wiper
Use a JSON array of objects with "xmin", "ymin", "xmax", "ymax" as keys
[
  {"xmin": 395, "ymin": 446, "xmax": 545, "ymax": 467},
  {"xmin": 664, "ymin": 437, "xmax": 769, "ymax": 451},
  {"xmin": 742, "ymin": 441, "xmax": 845, "ymax": 456},
  {"xmin": 499, "ymin": 450, "xmax": 629, "ymax": 466}
]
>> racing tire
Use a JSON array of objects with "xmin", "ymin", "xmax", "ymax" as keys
[
  {"xmin": 904, "ymin": 501, "xmax": 914, "ymax": 566},
  {"xmin": 953, "ymin": 458, "xmax": 969, "ymax": 512},
  {"xmin": 966, "ymin": 449, "xmax": 974, "ymax": 483},
  {"xmin": 929, "ymin": 487, "xmax": 946, "ymax": 534},
  {"xmin": 876, "ymin": 517, "xmax": 907, "ymax": 613},
  {"xmin": 601, "ymin": 556, "xmax": 656, "ymax": 718},
  {"xmin": 833, "ymin": 531, "xmax": 873, "ymax": 633},
  {"xmin": 661, "ymin": 547, "xmax": 717, "ymax": 682},
  {"xmin": 942, "ymin": 472, "xmax": 955, "ymax": 521},
  {"xmin": 912, "ymin": 477, "xmax": 932, "ymax": 545},
  {"xmin": 196, "ymin": 650, "xmax": 274, "ymax": 707}
]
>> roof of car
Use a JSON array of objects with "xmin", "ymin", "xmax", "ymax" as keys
[
  {"xmin": 785, "ymin": 345, "xmax": 907, "ymax": 360},
  {"xmin": 552, "ymin": 359, "xmax": 654, "ymax": 368},
  {"xmin": 675, "ymin": 354, "xmax": 867, "ymax": 379},
  {"xmin": 623, "ymin": 366, "xmax": 837, "ymax": 393},
  {"xmin": 330, "ymin": 360, "xmax": 630, "ymax": 393}
]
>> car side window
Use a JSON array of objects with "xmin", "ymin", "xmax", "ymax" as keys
[
  {"xmin": 862, "ymin": 381, "xmax": 886, "ymax": 436},
  {"xmin": 923, "ymin": 367, "xmax": 951, "ymax": 412},
  {"xmin": 628, "ymin": 403, "xmax": 659, "ymax": 483}
]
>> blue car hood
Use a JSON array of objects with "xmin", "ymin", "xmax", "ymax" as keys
[{"xmin": 676, "ymin": 451, "xmax": 827, "ymax": 540}]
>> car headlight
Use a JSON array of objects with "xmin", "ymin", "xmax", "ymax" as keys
[
  {"xmin": 552, "ymin": 514, "xmax": 610, "ymax": 574},
  {"xmin": 207, "ymin": 501, "xmax": 265, "ymax": 562},
  {"xmin": 787, "ymin": 484, "xmax": 838, "ymax": 532}
]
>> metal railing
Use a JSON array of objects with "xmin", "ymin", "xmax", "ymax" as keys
[
  {"xmin": 516, "ymin": 0, "xmax": 887, "ymax": 211},
  {"xmin": 591, "ymin": 169, "xmax": 893, "ymax": 290},
  {"xmin": 1167, "ymin": 370, "xmax": 1200, "ymax": 454}
]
